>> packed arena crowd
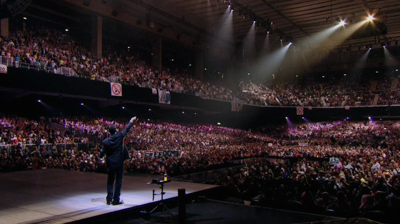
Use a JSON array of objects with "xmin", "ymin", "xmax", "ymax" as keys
[
  {"xmin": 1, "ymin": 24, "xmax": 399, "ymax": 107},
  {"xmin": 1, "ymin": 115, "xmax": 400, "ymax": 218},
  {"xmin": 1, "ymin": 116, "xmax": 399, "ymax": 174}
]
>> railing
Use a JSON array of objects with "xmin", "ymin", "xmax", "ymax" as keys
[{"xmin": 0, "ymin": 56, "xmax": 79, "ymax": 78}]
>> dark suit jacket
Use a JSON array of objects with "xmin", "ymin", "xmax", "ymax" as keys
[{"xmin": 102, "ymin": 121, "xmax": 134, "ymax": 170}]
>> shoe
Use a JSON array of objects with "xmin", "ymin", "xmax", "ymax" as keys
[
  {"xmin": 112, "ymin": 200, "xmax": 124, "ymax": 205},
  {"xmin": 106, "ymin": 197, "xmax": 113, "ymax": 205}
]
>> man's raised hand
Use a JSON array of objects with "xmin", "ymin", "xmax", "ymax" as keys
[{"xmin": 130, "ymin": 117, "xmax": 138, "ymax": 123}]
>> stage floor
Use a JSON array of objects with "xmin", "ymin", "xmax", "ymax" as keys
[{"xmin": 0, "ymin": 169, "xmax": 217, "ymax": 224}]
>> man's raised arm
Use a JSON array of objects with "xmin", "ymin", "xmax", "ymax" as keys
[{"xmin": 121, "ymin": 117, "xmax": 138, "ymax": 137}]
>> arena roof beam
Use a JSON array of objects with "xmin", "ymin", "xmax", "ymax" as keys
[{"xmin": 260, "ymin": 0, "xmax": 309, "ymax": 37}]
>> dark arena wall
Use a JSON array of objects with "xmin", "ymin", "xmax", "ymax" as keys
[{"xmin": 1, "ymin": 67, "xmax": 400, "ymax": 129}]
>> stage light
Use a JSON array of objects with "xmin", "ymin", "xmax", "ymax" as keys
[
  {"xmin": 37, "ymin": 100, "xmax": 41, "ymax": 103},
  {"xmin": 182, "ymin": 111, "xmax": 185, "ymax": 114},
  {"xmin": 339, "ymin": 20, "xmax": 346, "ymax": 26},
  {"xmin": 80, "ymin": 103, "xmax": 84, "ymax": 106},
  {"xmin": 65, "ymin": 28, "xmax": 69, "ymax": 32},
  {"xmin": 23, "ymin": 17, "xmax": 27, "ymax": 20},
  {"xmin": 217, "ymin": 122, "xmax": 221, "ymax": 125},
  {"xmin": 367, "ymin": 15, "xmax": 374, "ymax": 21},
  {"xmin": 368, "ymin": 116, "xmax": 372, "ymax": 120},
  {"xmin": 148, "ymin": 109, "xmax": 152, "ymax": 111},
  {"xmin": 285, "ymin": 117, "xmax": 288, "ymax": 119},
  {"xmin": 122, "ymin": 106, "xmax": 125, "ymax": 109},
  {"xmin": 302, "ymin": 117, "xmax": 305, "ymax": 119}
]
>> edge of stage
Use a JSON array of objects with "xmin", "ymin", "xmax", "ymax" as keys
[{"xmin": 0, "ymin": 169, "xmax": 218, "ymax": 224}]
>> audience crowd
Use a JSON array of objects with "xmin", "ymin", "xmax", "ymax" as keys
[
  {"xmin": 1, "ymin": 25, "xmax": 399, "ymax": 107},
  {"xmin": 1, "ymin": 115, "xmax": 400, "ymax": 219}
]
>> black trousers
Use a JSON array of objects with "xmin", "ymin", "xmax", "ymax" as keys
[{"xmin": 106, "ymin": 164, "xmax": 124, "ymax": 202}]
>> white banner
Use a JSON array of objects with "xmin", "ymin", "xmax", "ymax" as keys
[
  {"xmin": 0, "ymin": 64, "xmax": 7, "ymax": 74},
  {"xmin": 110, "ymin": 82, "xmax": 122, "ymax": 97},
  {"xmin": 158, "ymin": 89, "xmax": 170, "ymax": 104}
]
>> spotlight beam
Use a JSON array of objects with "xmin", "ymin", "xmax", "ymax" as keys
[
  {"xmin": 324, "ymin": 21, "xmax": 368, "ymax": 50},
  {"xmin": 263, "ymin": 32, "xmax": 270, "ymax": 52},
  {"xmin": 383, "ymin": 47, "xmax": 399, "ymax": 67},
  {"xmin": 242, "ymin": 22, "xmax": 256, "ymax": 59},
  {"xmin": 208, "ymin": 6, "xmax": 235, "ymax": 56},
  {"xmin": 300, "ymin": 24, "xmax": 342, "ymax": 51},
  {"xmin": 354, "ymin": 48, "xmax": 371, "ymax": 69},
  {"xmin": 252, "ymin": 43, "xmax": 292, "ymax": 82}
]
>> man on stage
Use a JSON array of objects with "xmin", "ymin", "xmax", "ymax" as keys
[{"xmin": 102, "ymin": 116, "xmax": 138, "ymax": 205}]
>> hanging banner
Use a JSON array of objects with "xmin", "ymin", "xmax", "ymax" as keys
[
  {"xmin": 0, "ymin": 64, "xmax": 7, "ymax": 74},
  {"xmin": 158, "ymin": 89, "xmax": 170, "ymax": 104},
  {"xmin": 231, "ymin": 101, "xmax": 237, "ymax": 112},
  {"xmin": 296, "ymin": 107, "xmax": 304, "ymax": 115},
  {"xmin": 110, "ymin": 82, "xmax": 122, "ymax": 97}
]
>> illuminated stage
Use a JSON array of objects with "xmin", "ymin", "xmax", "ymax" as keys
[{"xmin": 0, "ymin": 169, "xmax": 217, "ymax": 224}]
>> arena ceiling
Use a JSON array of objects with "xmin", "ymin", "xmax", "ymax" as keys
[
  {"xmin": 167, "ymin": 0, "xmax": 400, "ymax": 46},
  {"xmin": 13, "ymin": 0, "xmax": 400, "ymax": 53}
]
